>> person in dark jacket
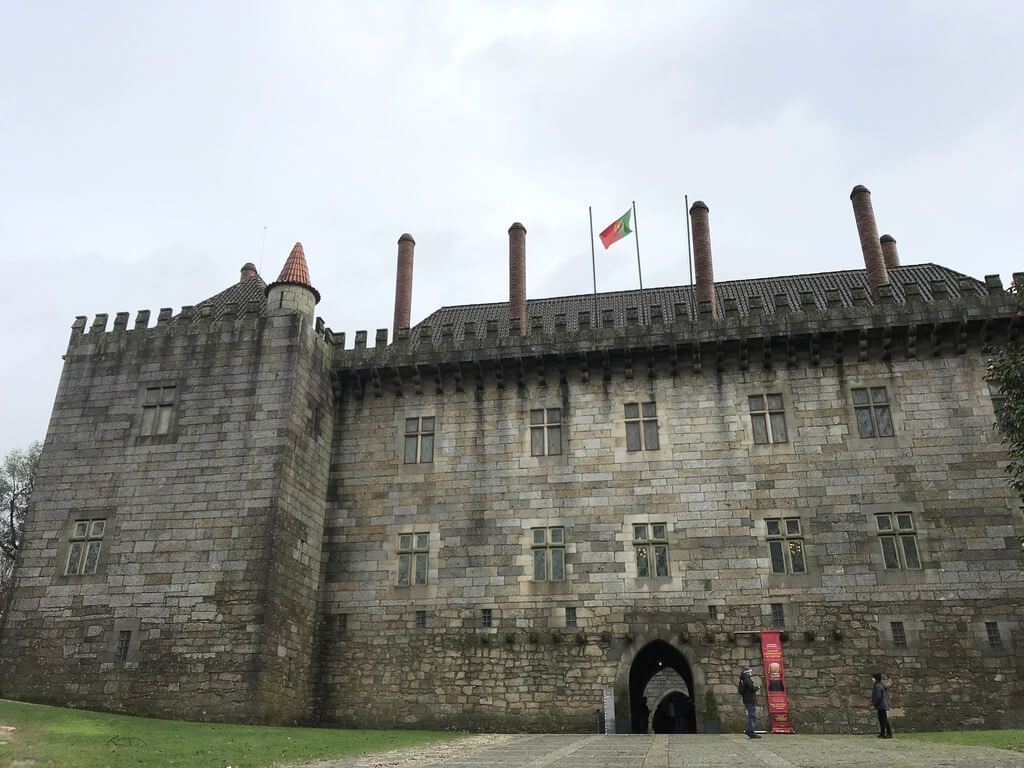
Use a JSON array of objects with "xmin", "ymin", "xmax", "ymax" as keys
[
  {"xmin": 871, "ymin": 672, "xmax": 893, "ymax": 738},
  {"xmin": 738, "ymin": 666, "xmax": 761, "ymax": 738}
]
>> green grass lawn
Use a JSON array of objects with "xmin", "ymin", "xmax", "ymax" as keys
[
  {"xmin": 903, "ymin": 729, "xmax": 1024, "ymax": 753},
  {"xmin": 0, "ymin": 699, "xmax": 461, "ymax": 768}
]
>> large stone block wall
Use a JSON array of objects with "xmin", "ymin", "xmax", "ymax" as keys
[
  {"xmin": 0, "ymin": 312, "xmax": 328, "ymax": 722},
  {"xmin": 319, "ymin": 351, "xmax": 1024, "ymax": 732}
]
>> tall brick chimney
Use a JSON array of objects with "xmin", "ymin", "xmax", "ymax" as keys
[
  {"xmin": 240, "ymin": 262, "xmax": 258, "ymax": 282},
  {"xmin": 393, "ymin": 233, "xmax": 415, "ymax": 335},
  {"xmin": 689, "ymin": 201, "xmax": 717, "ymax": 318},
  {"xmin": 509, "ymin": 222, "xmax": 527, "ymax": 334},
  {"xmin": 880, "ymin": 234, "xmax": 901, "ymax": 269},
  {"xmin": 850, "ymin": 185, "xmax": 889, "ymax": 290}
]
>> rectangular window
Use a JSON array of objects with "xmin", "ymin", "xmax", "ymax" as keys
[
  {"xmin": 852, "ymin": 387, "xmax": 894, "ymax": 438},
  {"xmin": 988, "ymin": 382, "xmax": 1006, "ymax": 422},
  {"xmin": 707, "ymin": 605, "xmax": 718, "ymax": 620},
  {"xmin": 397, "ymin": 532, "xmax": 429, "ymax": 586},
  {"xmin": 141, "ymin": 386, "xmax": 176, "ymax": 436},
  {"xmin": 531, "ymin": 527, "xmax": 565, "ymax": 581},
  {"xmin": 336, "ymin": 613, "xmax": 348, "ymax": 636},
  {"xmin": 481, "ymin": 608, "xmax": 493, "ymax": 628},
  {"xmin": 530, "ymin": 408, "xmax": 562, "ymax": 456},
  {"xmin": 890, "ymin": 621, "xmax": 907, "ymax": 649},
  {"xmin": 748, "ymin": 393, "xmax": 788, "ymax": 444},
  {"xmin": 415, "ymin": 610, "xmax": 427, "ymax": 629},
  {"xmin": 312, "ymin": 404, "xmax": 322, "ymax": 438},
  {"xmin": 985, "ymin": 621, "xmax": 1002, "ymax": 650},
  {"xmin": 64, "ymin": 519, "xmax": 106, "ymax": 576},
  {"xmin": 633, "ymin": 523, "xmax": 669, "ymax": 578},
  {"xmin": 770, "ymin": 603, "xmax": 786, "ymax": 629},
  {"xmin": 115, "ymin": 630, "xmax": 132, "ymax": 662},
  {"xmin": 624, "ymin": 402, "xmax": 659, "ymax": 452},
  {"xmin": 566, "ymin": 607, "xmax": 577, "ymax": 629},
  {"xmin": 765, "ymin": 517, "xmax": 807, "ymax": 574},
  {"xmin": 403, "ymin": 417, "xmax": 435, "ymax": 464},
  {"xmin": 876, "ymin": 513, "xmax": 921, "ymax": 570}
]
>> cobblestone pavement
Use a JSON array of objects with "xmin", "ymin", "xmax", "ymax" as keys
[{"xmin": 302, "ymin": 733, "xmax": 1024, "ymax": 768}]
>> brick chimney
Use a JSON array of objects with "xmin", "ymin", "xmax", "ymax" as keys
[
  {"xmin": 393, "ymin": 233, "xmax": 415, "ymax": 335},
  {"xmin": 509, "ymin": 222, "xmax": 527, "ymax": 334},
  {"xmin": 880, "ymin": 234, "xmax": 901, "ymax": 269},
  {"xmin": 689, "ymin": 201, "xmax": 716, "ymax": 318},
  {"xmin": 850, "ymin": 185, "xmax": 889, "ymax": 291},
  {"xmin": 240, "ymin": 262, "xmax": 258, "ymax": 282}
]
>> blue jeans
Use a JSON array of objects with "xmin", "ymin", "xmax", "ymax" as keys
[{"xmin": 745, "ymin": 702, "xmax": 757, "ymax": 735}]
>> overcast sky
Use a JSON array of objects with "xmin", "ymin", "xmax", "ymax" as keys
[{"xmin": 2, "ymin": 0, "xmax": 1022, "ymax": 459}]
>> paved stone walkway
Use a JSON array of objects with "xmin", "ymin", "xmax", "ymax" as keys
[{"xmin": 304, "ymin": 733, "xmax": 1024, "ymax": 768}]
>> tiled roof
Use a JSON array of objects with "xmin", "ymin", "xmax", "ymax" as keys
[
  {"xmin": 190, "ymin": 271, "xmax": 268, "ymax": 321},
  {"xmin": 415, "ymin": 264, "xmax": 986, "ymax": 341},
  {"xmin": 267, "ymin": 242, "xmax": 321, "ymax": 302}
]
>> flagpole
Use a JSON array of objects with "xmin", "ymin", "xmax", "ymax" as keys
[
  {"xmin": 685, "ymin": 194, "xmax": 694, "ymax": 321},
  {"xmin": 589, "ymin": 206, "xmax": 598, "ymax": 326},
  {"xmin": 632, "ymin": 200, "xmax": 647, "ymax": 325}
]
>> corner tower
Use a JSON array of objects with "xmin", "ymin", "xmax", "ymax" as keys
[{"xmin": 267, "ymin": 242, "xmax": 320, "ymax": 317}]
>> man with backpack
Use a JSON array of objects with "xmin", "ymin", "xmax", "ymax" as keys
[{"xmin": 738, "ymin": 666, "xmax": 761, "ymax": 738}]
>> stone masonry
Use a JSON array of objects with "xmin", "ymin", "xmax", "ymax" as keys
[{"xmin": 1, "ymin": 216, "xmax": 1023, "ymax": 734}]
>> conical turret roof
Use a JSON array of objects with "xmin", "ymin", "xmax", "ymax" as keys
[{"xmin": 266, "ymin": 241, "xmax": 320, "ymax": 303}]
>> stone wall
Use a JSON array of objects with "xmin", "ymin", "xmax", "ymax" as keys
[
  {"xmin": 0, "ymin": 310, "xmax": 330, "ymax": 723},
  {"xmin": 318, "ymin": 350, "xmax": 1024, "ymax": 732}
]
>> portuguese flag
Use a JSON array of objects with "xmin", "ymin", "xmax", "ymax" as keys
[{"xmin": 599, "ymin": 209, "xmax": 632, "ymax": 249}]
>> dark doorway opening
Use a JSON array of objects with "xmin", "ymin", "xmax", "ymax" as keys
[{"xmin": 628, "ymin": 640, "xmax": 697, "ymax": 734}]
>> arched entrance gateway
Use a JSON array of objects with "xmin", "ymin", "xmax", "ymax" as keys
[{"xmin": 615, "ymin": 636, "xmax": 703, "ymax": 734}]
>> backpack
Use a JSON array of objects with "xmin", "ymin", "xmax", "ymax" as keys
[{"xmin": 738, "ymin": 679, "xmax": 745, "ymax": 696}]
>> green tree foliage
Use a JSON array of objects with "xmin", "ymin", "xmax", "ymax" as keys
[
  {"xmin": 987, "ymin": 285, "xmax": 1024, "ymax": 505},
  {"xmin": 1, "ymin": 441, "xmax": 42, "ymax": 597}
]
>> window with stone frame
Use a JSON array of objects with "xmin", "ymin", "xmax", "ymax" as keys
[
  {"xmin": 115, "ymin": 630, "xmax": 132, "ymax": 662},
  {"xmin": 988, "ymin": 382, "xmax": 1006, "ymax": 421},
  {"xmin": 480, "ymin": 608, "xmax": 493, "ymax": 628},
  {"xmin": 876, "ymin": 513, "xmax": 921, "ymax": 570},
  {"xmin": 985, "ymin": 621, "xmax": 1002, "ymax": 650},
  {"xmin": 765, "ymin": 517, "xmax": 806, "ymax": 574},
  {"xmin": 707, "ymin": 605, "xmax": 719, "ymax": 620},
  {"xmin": 403, "ymin": 417, "xmax": 435, "ymax": 464},
  {"xmin": 530, "ymin": 408, "xmax": 562, "ymax": 456},
  {"xmin": 769, "ymin": 603, "xmax": 786, "ymax": 629},
  {"xmin": 141, "ymin": 385, "xmax": 176, "ymax": 437},
  {"xmin": 415, "ymin": 610, "xmax": 427, "ymax": 629},
  {"xmin": 531, "ymin": 526, "xmax": 565, "ymax": 581},
  {"xmin": 852, "ymin": 386, "xmax": 894, "ymax": 438},
  {"xmin": 890, "ymin": 621, "xmax": 908, "ymax": 649},
  {"xmin": 397, "ymin": 532, "xmax": 429, "ymax": 586},
  {"xmin": 625, "ymin": 402, "xmax": 659, "ymax": 452},
  {"xmin": 64, "ymin": 519, "xmax": 106, "ymax": 576},
  {"xmin": 633, "ymin": 523, "xmax": 669, "ymax": 578},
  {"xmin": 565, "ymin": 606, "xmax": 577, "ymax": 629},
  {"xmin": 748, "ymin": 394, "xmax": 788, "ymax": 444}
]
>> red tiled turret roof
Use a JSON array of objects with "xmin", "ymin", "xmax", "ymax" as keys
[{"xmin": 267, "ymin": 241, "xmax": 321, "ymax": 303}]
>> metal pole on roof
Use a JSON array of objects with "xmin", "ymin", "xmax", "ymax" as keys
[
  {"xmin": 632, "ymin": 200, "xmax": 647, "ymax": 325},
  {"xmin": 685, "ymin": 195, "xmax": 694, "ymax": 320},
  {"xmin": 589, "ymin": 206, "xmax": 599, "ymax": 326}
]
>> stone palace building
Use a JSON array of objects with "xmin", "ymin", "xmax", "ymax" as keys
[{"xmin": 1, "ymin": 186, "xmax": 1022, "ymax": 734}]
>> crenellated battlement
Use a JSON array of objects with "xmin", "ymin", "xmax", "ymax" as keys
[{"xmin": 329, "ymin": 273, "xmax": 1022, "ymax": 395}]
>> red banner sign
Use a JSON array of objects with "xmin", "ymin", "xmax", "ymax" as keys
[{"xmin": 760, "ymin": 631, "xmax": 795, "ymax": 733}]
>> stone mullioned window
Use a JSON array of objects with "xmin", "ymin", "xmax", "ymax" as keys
[
  {"xmin": 531, "ymin": 527, "xmax": 565, "ymax": 581},
  {"xmin": 403, "ymin": 417, "xmax": 435, "ymax": 464},
  {"xmin": 766, "ymin": 518, "xmax": 806, "ymax": 574},
  {"xmin": 397, "ymin": 533, "xmax": 429, "ymax": 586},
  {"xmin": 64, "ymin": 519, "xmax": 106, "ymax": 576},
  {"xmin": 140, "ymin": 385, "xmax": 176, "ymax": 436},
  {"xmin": 876, "ymin": 512, "xmax": 921, "ymax": 570},
  {"xmin": 748, "ymin": 393, "xmax": 788, "ymax": 444},
  {"xmin": 633, "ymin": 523, "xmax": 669, "ymax": 578},
  {"xmin": 852, "ymin": 386, "xmax": 894, "ymax": 438},
  {"xmin": 624, "ymin": 402, "xmax": 659, "ymax": 452},
  {"xmin": 530, "ymin": 408, "xmax": 562, "ymax": 456}
]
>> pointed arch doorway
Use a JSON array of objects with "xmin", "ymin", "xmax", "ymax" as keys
[{"xmin": 616, "ymin": 637, "xmax": 702, "ymax": 734}]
